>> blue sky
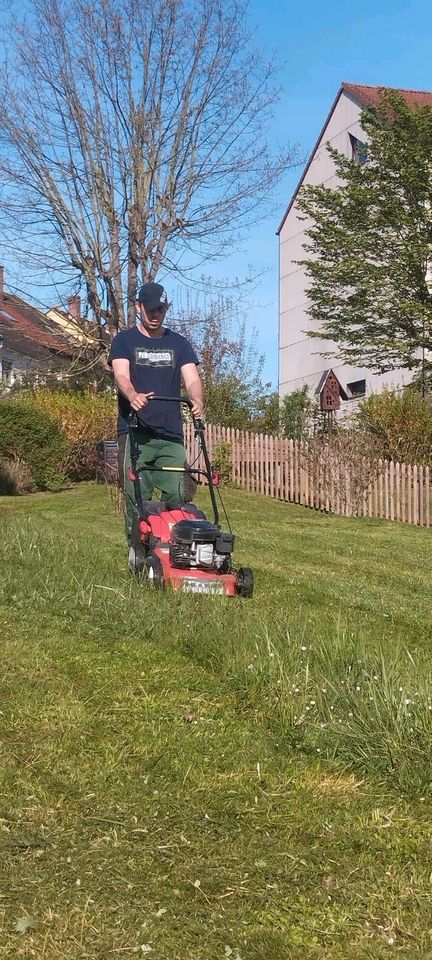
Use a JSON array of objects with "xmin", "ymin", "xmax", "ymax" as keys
[
  {"xmin": 217, "ymin": 0, "xmax": 432, "ymax": 386},
  {"xmin": 2, "ymin": 0, "xmax": 431, "ymax": 388}
]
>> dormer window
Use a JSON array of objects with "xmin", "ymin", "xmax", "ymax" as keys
[{"xmin": 349, "ymin": 134, "xmax": 367, "ymax": 166}]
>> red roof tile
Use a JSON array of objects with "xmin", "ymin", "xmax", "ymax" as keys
[
  {"xmin": 343, "ymin": 82, "xmax": 432, "ymax": 110},
  {"xmin": 0, "ymin": 291, "xmax": 76, "ymax": 359}
]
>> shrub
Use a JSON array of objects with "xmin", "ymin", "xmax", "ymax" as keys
[
  {"xmin": 301, "ymin": 429, "xmax": 382, "ymax": 516},
  {"xmin": 0, "ymin": 455, "xmax": 33, "ymax": 495},
  {"xmin": 280, "ymin": 386, "xmax": 321, "ymax": 439},
  {"xmin": 212, "ymin": 441, "xmax": 232, "ymax": 484},
  {"xmin": 18, "ymin": 388, "xmax": 118, "ymax": 481},
  {"xmin": 356, "ymin": 388, "xmax": 432, "ymax": 464},
  {"xmin": 0, "ymin": 400, "xmax": 69, "ymax": 491}
]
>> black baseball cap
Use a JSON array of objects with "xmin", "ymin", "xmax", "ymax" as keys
[{"xmin": 137, "ymin": 282, "xmax": 169, "ymax": 310}]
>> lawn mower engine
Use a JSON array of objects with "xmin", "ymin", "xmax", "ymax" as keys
[{"xmin": 169, "ymin": 519, "xmax": 234, "ymax": 573}]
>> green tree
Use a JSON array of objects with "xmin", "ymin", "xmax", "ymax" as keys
[
  {"xmin": 279, "ymin": 385, "xmax": 317, "ymax": 439},
  {"xmin": 297, "ymin": 91, "xmax": 432, "ymax": 385}
]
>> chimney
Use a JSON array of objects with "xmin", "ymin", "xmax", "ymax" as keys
[
  {"xmin": 68, "ymin": 294, "xmax": 81, "ymax": 322},
  {"xmin": 0, "ymin": 265, "xmax": 4, "ymax": 300}
]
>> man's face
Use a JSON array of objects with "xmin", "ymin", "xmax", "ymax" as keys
[{"xmin": 137, "ymin": 302, "xmax": 168, "ymax": 334}]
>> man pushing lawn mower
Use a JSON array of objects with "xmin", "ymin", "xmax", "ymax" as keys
[{"xmin": 108, "ymin": 281, "xmax": 253, "ymax": 597}]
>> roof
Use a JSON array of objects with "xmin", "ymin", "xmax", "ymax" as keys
[
  {"xmin": 0, "ymin": 290, "xmax": 77, "ymax": 361},
  {"xmin": 343, "ymin": 82, "xmax": 432, "ymax": 110},
  {"xmin": 315, "ymin": 368, "xmax": 349, "ymax": 401},
  {"xmin": 277, "ymin": 82, "xmax": 432, "ymax": 235}
]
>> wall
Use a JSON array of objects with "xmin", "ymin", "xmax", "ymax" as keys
[{"xmin": 278, "ymin": 90, "xmax": 413, "ymax": 403}]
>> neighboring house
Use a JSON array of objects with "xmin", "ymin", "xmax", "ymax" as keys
[
  {"xmin": 278, "ymin": 83, "xmax": 432, "ymax": 405},
  {"xmin": 0, "ymin": 266, "xmax": 81, "ymax": 386},
  {"xmin": 46, "ymin": 294, "xmax": 102, "ymax": 347}
]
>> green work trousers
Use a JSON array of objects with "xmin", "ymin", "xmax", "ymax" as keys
[{"xmin": 122, "ymin": 429, "xmax": 187, "ymax": 545}]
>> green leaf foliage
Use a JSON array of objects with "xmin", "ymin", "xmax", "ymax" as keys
[
  {"xmin": 356, "ymin": 387, "xmax": 432, "ymax": 464},
  {"xmin": 297, "ymin": 90, "xmax": 432, "ymax": 375},
  {"xmin": 0, "ymin": 400, "xmax": 69, "ymax": 491}
]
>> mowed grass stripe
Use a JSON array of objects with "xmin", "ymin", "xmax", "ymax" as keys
[{"xmin": 0, "ymin": 484, "xmax": 431, "ymax": 958}]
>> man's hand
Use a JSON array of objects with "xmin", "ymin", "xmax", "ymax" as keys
[
  {"xmin": 190, "ymin": 398, "xmax": 204, "ymax": 418},
  {"xmin": 130, "ymin": 391, "xmax": 154, "ymax": 411}
]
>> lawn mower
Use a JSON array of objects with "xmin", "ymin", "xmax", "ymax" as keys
[{"xmin": 127, "ymin": 397, "xmax": 254, "ymax": 597}]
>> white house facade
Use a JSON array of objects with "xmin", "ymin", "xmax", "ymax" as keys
[{"xmin": 278, "ymin": 82, "xmax": 432, "ymax": 405}]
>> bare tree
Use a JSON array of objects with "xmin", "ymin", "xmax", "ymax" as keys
[
  {"xmin": 301, "ymin": 431, "xmax": 383, "ymax": 517},
  {"xmin": 0, "ymin": 0, "xmax": 298, "ymax": 333}
]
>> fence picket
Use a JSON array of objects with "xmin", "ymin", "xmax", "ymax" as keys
[
  {"xmin": 426, "ymin": 466, "xmax": 430, "ymax": 528},
  {"xmin": 184, "ymin": 420, "xmax": 429, "ymax": 527},
  {"xmin": 389, "ymin": 461, "xmax": 395, "ymax": 521},
  {"xmin": 419, "ymin": 465, "xmax": 424, "ymax": 527}
]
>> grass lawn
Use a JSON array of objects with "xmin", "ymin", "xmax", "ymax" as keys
[{"xmin": 0, "ymin": 483, "xmax": 431, "ymax": 959}]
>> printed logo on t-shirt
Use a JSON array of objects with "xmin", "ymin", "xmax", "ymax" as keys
[{"xmin": 135, "ymin": 347, "xmax": 175, "ymax": 367}]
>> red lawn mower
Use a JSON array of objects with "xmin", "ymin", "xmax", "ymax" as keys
[{"xmin": 127, "ymin": 397, "xmax": 253, "ymax": 597}]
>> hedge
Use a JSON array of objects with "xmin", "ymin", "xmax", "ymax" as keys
[{"xmin": 0, "ymin": 400, "xmax": 69, "ymax": 491}]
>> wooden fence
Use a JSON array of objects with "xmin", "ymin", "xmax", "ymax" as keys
[{"xmin": 184, "ymin": 422, "xmax": 431, "ymax": 527}]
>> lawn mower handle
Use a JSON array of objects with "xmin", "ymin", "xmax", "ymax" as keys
[
  {"xmin": 127, "ymin": 398, "xmax": 219, "ymax": 526},
  {"xmin": 128, "ymin": 396, "xmax": 204, "ymax": 432}
]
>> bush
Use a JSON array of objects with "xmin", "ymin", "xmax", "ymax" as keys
[
  {"xmin": 301, "ymin": 429, "xmax": 382, "ymax": 516},
  {"xmin": 0, "ymin": 454, "xmax": 33, "ymax": 495},
  {"xmin": 212, "ymin": 441, "xmax": 232, "ymax": 484},
  {"xmin": 18, "ymin": 388, "xmax": 118, "ymax": 481},
  {"xmin": 280, "ymin": 386, "xmax": 321, "ymax": 439},
  {"xmin": 356, "ymin": 388, "xmax": 432, "ymax": 464},
  {"xmin": 0, "ymin": 400, "xmax": 69, "ymax": 491}
]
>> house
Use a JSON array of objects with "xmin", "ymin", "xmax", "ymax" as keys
[
  {"xmin": 46, "ymin": 294, "xmax": 102, "ymax": 347},
  {"xmin": 0, "ymin": 267, "xmax": 100, "ymax": 387},
  {"xmin": 278, "ymin": 83, "xmax": 432, "ymax": 405}
]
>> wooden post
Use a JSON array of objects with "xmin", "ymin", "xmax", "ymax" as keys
[
  {"xmin": 289, "ymin": 439, "xmax": 294, "ymax": 502},
  {"xmin": 389, "ymin": 461, "xmax": 395, "ymax": 521},
  {"xmin": 269, "ymin": 434, "xmax": 275, "ymax": 498},
  {"xmin": 425, "ymin": 466, "xmax": 430, "ymax": 528},
  {"xmin": 413, "ymin": 464, "xmax": 418, "ymax": 525},
  {"xmin": 407, "ymin": 464, "xmax": 412, "ymax": 524},
  {"xmin": 419, "ymin": 465, "xmax": 424, "ymax": 527},
  {"xmin": 384, "ymin": 461, "xmax": 389, "ymax": 520}
]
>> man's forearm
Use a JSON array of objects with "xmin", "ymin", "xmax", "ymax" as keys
[
  {"xmin": 186, "ymin": 377, "xmax": 204, "ymax": 409},
  {"xmin": 114, "ymin": 373, "xmax": 137, "ymax": 403}
]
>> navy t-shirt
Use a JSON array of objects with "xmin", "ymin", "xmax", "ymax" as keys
[{"xmin": 108, "ymin": 326, "xmax": 199, "ymax": 439}]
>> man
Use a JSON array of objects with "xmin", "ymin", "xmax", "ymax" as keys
[{"xmin": 108, "ymin": 281, "xmax": 204, "ymax": 558}]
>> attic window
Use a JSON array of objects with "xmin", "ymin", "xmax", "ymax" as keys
[
  {"xmin": 347, "ymin": 378, "xmax": 366, "ymax": 398},
  {"xmin": 349, "ymin": 134, "xmax": 367, "ymax": 166}
]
